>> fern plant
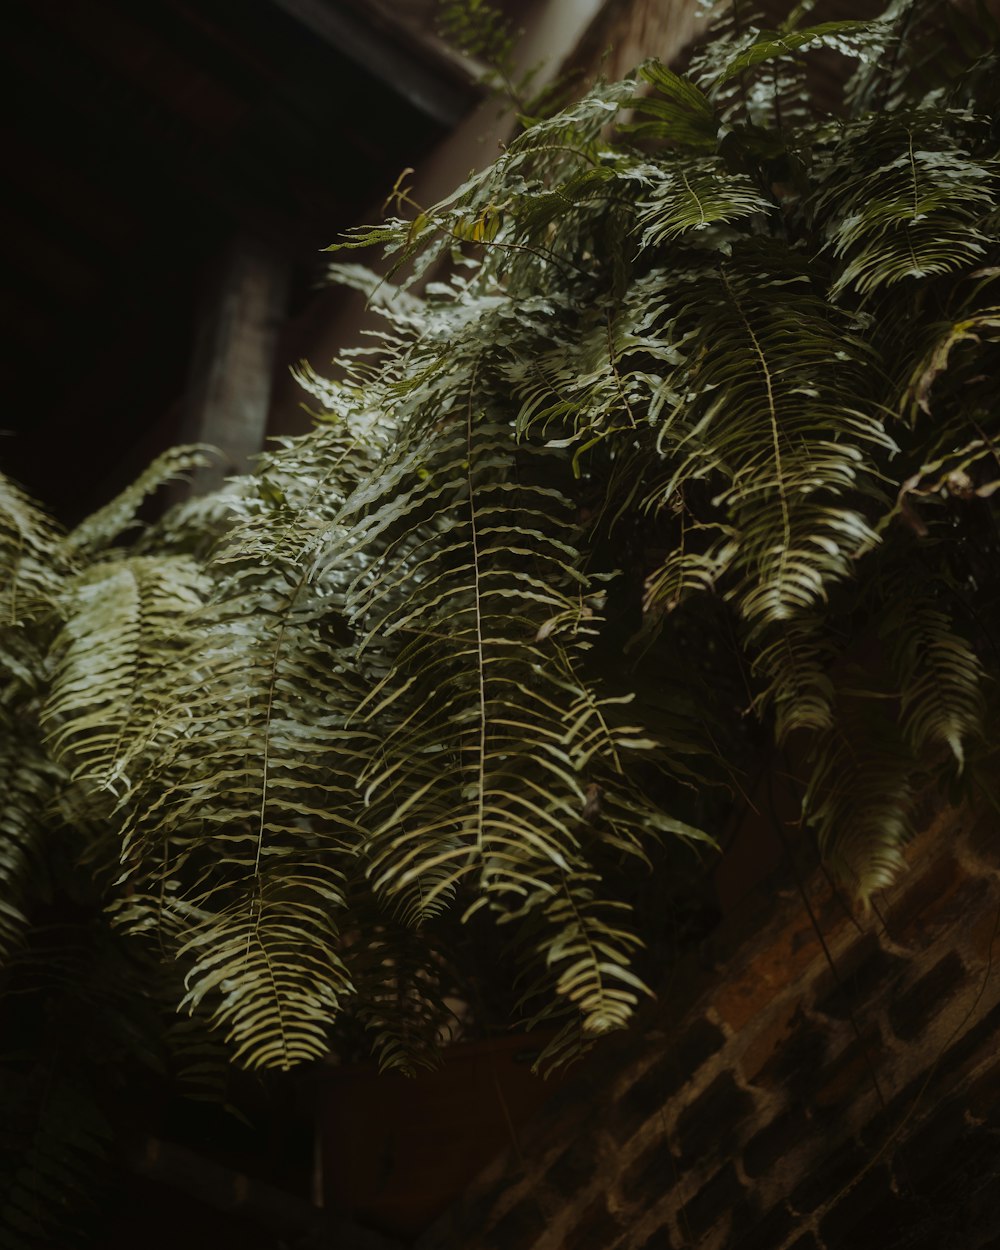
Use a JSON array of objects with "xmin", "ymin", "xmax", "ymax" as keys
[{"xmin": 2, "ymin": 0, "xmax": 998, "ymax": 1112}]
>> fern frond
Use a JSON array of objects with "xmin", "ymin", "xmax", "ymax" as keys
[
  {"xmin": 814, "ymin": 117, "xmax": 998, "ymax": 299},
  {"xmin": 802, "ymin": 699, "xmax": 915, "ymax": 902},
  {"xmin": 0, "ymin": 474, "xmax": 64, "ymax": 628},
  {"xmin": 627, "ymin": 62, "xmax": 719, "ymax": 150},
  {"xmin": 115, "ymin": 522, "xmax": 368, "ymax": 1067},
  {"xmin": 880, "ymin": 578, "xmax": 987, "ymax": 771},
  {"xmin": 714, "ymin": 20, "xmax": 874, "ymax": 85},
  {"xmin": 64, "ymin": 446, "xmax": 216, "ymax": 559},
  {"xmin": 633, "ymin": 158, "xmax": 772, "ymax": 247},
  {"xmin": 0, "ymin": 696, "xmax": 55, "ymax": 964},
  {"xmin": 639, "ymin": 250, "xmax": 891, "ymax": 647},
  {"xmin": 42, "ymin": 555, "xmax": 208, "ymax": 800}
]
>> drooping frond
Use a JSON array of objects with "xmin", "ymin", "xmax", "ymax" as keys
[
  {"xmin": 64, "ymin": 445, "xmax": 216, "ymax": 560},
  {"xmin": 0, "ymin": 695, "xmax": 55, "ymax": 964},
  {"xmin": 879, "ymin": 573, "xmax": 987, "ymax": 772},
  {"xmin": 332, "ymin": 407, "xmax": 678, "ymax": 1039},
  {"xmin": 802, "ymin": 699, "xmax": 916, "ymax": 904},
  {"xmin": 0, "ymin": 474, "xmax": 64, "ymax": 628},
  {"xmin": 42, "ymin": 556, "xmax": 210, "ymax": 799},
  {"xmin": 0, "ymin": 477, "xmax": 63, "ymax": 964},
  {"xmin": 114, "ymin": 529, "xmax": 366, "ymax": 1068}
]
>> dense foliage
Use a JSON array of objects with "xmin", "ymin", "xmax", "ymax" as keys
[{"xmin": 1, "ymin": 0, "xmax": 998, "ymax": 1238}]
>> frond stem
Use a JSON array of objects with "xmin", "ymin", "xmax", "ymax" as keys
[
  {"xmin": 466, "ymin": 360, "xmax": 488, "ymax": 858},
  {"xmin": 722, "ymin": 268, "xmax": 792, "ymax": 567}
]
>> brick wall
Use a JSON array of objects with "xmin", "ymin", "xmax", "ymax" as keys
[{"xmin": 419, "ymin": 807, "xmax": 1000, "ymax": 1250}]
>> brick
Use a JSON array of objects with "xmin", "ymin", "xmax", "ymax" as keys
[
  {"xmin": 966, "ymin": 816, "xmax": 1000, "ymax": 870},
  {"xmin": 812, "ymin": 1027, "xmax": 885, "ymax": 1111},
  {"xmin": 730, "ymin": 1204, "xmax": 797, "ymax": 1250},
  {"xmin": 679, "ymin": 1163, "xmax": 745, "ymax": 1240},
  {"xmin": 612, "ymin": 1059, "xmax": 687, "ymax": 1142},
  {"xmin": 620, "ymin": 1138, "xmax": 676, "ymax": 1206},
  {"xmin": 968, "ymin": 902, "xmax": 1000, "ymax": 968},
  {"xmin": 967, "ymin": 1063, "xmax": 1000, "ymax": 1124},
  {"xmin": 675, "ymin": 1073, "xmax": 755, "ymax": 1166},
  {"xmin": 562, "ymin": 1196, "xmax": 623, "ymax": 1250},
  {"xmin": 610, "ymin": 1020, "xmax": 725, "ymax": 1143},
  {"xmin": 931, "ymin": 996, "xmax": 1000, "ymax": 1087},
  {"xmin": 750, "ymin": 1011, "xmax": 829, "ymax": 1098},
  {"xmin": 897, "ymin": 1097, "xmax": 969, "ymax": 1182},
  {"xmin": 714, "ymin": 915, "xmax": 839, "ymax": 1031},
  {"xmin": 818, "ymin": 1164, "xmax": 895, "ymax": 1243},
  {"xmin": 888, "ymin": 863, "xmax": 994, "ymax": 948},
  {"xmin": 888, "ymin": 951, "xmax": 967, "ymax": 1041},
  {"xmin": 740, "ymin": 1000, "xmax": 799, "ymax": 1084},
  {"xmin": 484, "ymin": 1199, "xmax": 548, "ymax": 1249},
  {"xmin": 545, "ymin": 1137, "xmax": 597, "ymax": 1193},
  {"xmin": 884, "ymin": 856, "xmax": 961, "ymax": 939},
  {"xmin": 790, "ymin": 1137, "xmax": 865, "ymax": 1214},
  {"xmin": 742, "ymin": 1104, "xmax": 811, "ymax": 1178},
  {"xmin": 862, "ymin": 1008, "xmax": 996, "ymax": 1148},
  {"xmin": 634, "ymin": 1224, "xmax": 676, "ymax": 1250},
  {"xmin": 812, "ymin": 934, "xmax": 908, "ymax": 1023},
  {"xmin": 672, "ymin": 1017, "xmax": 727, "ymax": 1073}
]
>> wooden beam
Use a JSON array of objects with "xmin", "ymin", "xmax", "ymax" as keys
[
  {"xmin": 267, "ymin": 0, "xmax": 474, "ymax": 127},
  {"xmin": 182, "ymin": 233, "xmax": 290, "ymax": 494}
]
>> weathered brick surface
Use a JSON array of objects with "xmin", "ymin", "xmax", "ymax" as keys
[
  {"xmin": 619, "ymin": 1138, "xmax": 676, "ymax": 1206},
  {"xmin": 888, "ymin": 950, "xmax": 966, "ymax": 1040},
  {"xmin": 730, "ymin": 1203, "xmax": 796, "ymax": 1250},
  {"xmin": 812, "ymin": 934, "xmax": 908, "ymax": 1021},
  {"xmin": 633, "ymin": 1225, "xmax": 676, "ymax": 1250},
  {"xmin": 675, "ymin": 1073, "xmax": 755, "ymax": 1165},
  {"xmin": 678, "ymin": 1163, "xmax": 745, "ymax": 1239},
  {"xmin": 741, "ymin": 1106, "xmax": 811, "ymax": 1179},
  {"xmin": 417, "ymin": 808, "xmax": 1000, "ymax": 1250},
  {"xmin": 544, "ymin": 1137, "xmax": 598, "ymax": 1194},
  {"xmin": 562, "ymin": 1197, "xmax": 624, "ymax": 1250}
]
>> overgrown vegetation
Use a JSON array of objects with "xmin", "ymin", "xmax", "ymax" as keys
[{"xmin": 1, "ymin": 0, "xmax": 998, "ymax": 1240}]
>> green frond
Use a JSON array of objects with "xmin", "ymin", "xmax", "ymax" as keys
[
  {"xmin": 880, "ymin": 578, "xmax": 987, "ymax": 771},
  {"xmin": 0, "ymin": 474, "xmax": 64, "ymax": 628},
  {"xmin": 114, "ymin": 513, "xmax": 370, "ymax": 1066},
  {"xmin": 627, "ymin": 62, "xmax": 719, "ymax": 150},
  {"xmin": 633, "ymin": 158, "xmax": 772, "ymax": 247},
  {"xmin": 750, "ymin": 617, "xmax": 839, "ymax": 741},
  {"xmin": 714, "ymin": 20, "xmax": 874, "ymax": 85},
  {"xmin": 42, "ymin": 556, "xmax": 210, "ymax": 799},
  {"xmin": 176, "ymin": 896, "xmax": 352, "ymax": 1069},
  {"xmin": 802, "ymin": 700, "xmax": 916, "ymax": 903},
  {"xmin": 64, "ymin": 445, "xmax": 216, "ymax": 559},
  {"xmin": 899, "ymin": 303, "xmax": 1000, "ymax": 436},
  {"xmin": 635, "ymin": 251, "xmax": 891, "ymax": 645},
  {"xmin": 814, "ymin": 117, "xmax": 998, "ymax": 299},
  {"xmin": 0, "ymin": 697, "xmax": 55, "ymax": 964},
  {"xmin": 339, "ymin": 921, "xmax": 461, "ymax": 1074}
]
